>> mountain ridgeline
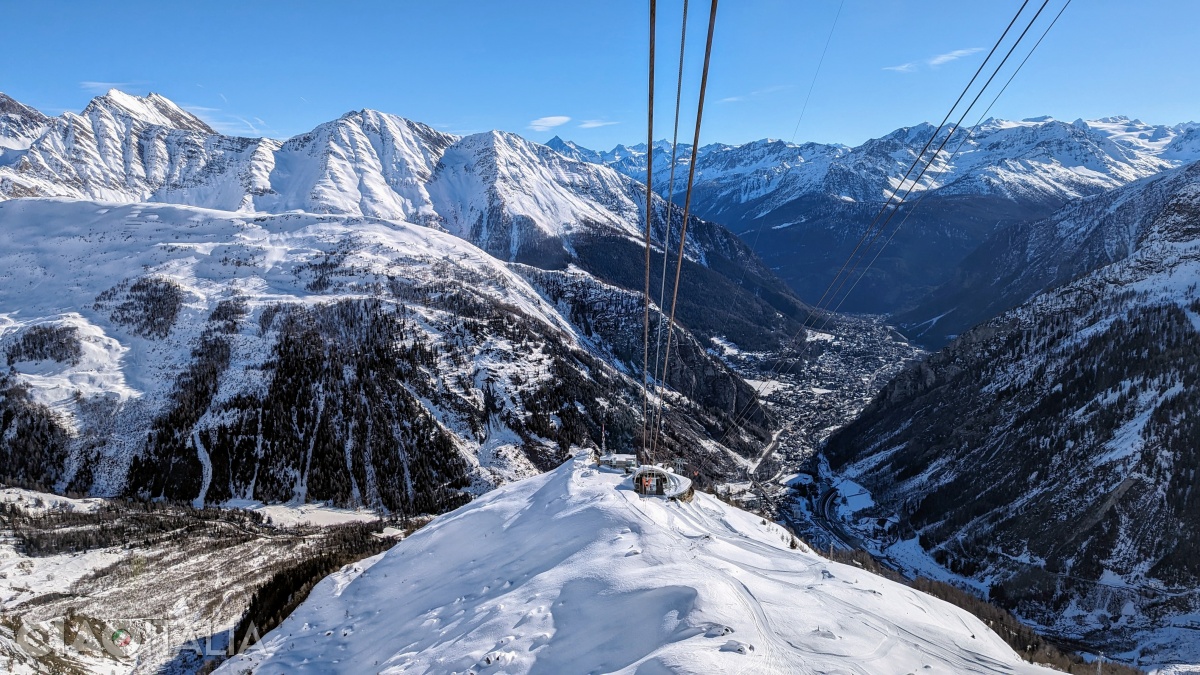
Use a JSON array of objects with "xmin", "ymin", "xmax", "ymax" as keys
[
  {"xmin": 554, "ymin": 117, "xmax": 1200, "ymax": 331},
  {"xmin": 0, "ymin": 90, "xmax": 812, "ymax": 516}
]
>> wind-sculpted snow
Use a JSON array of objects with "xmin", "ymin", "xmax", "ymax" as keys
[{"xmin": 219, "ymin": 459, "xmax": 1053, "ymax": 675}]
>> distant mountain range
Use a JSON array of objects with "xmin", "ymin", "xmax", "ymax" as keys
[
  {"xmin": 552, "ymin": 116, "xmax": 1200, "ymax": 331},
  {"xmin": 553, "ymin": 108, "xmax": 1200, "ymax": 665}
]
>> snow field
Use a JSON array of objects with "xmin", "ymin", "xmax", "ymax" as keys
[{"xmin": 220, "ymin": 459, "xmax": 1055, "ymax": 674}]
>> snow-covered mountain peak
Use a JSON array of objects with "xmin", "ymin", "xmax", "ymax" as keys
[
  {"xmin": 546, "ymin": 137, "xmax": 676, "ymax": 167},
  {"xmin": 1163, "ymin": 125, "xmax": 1200, "ymax": 160},
  {"xmin": 248, "ymin": 107, "xmax": 459, "ymax": 220},
  {"xmin": 426, "ymin": 127, "xmax": 647, "ymax": 257},
  {"xmin": 82, "ymin": 89, "xmax": 215, "ymax": 134},
  {"xmin": 339, "ymin": 107, "xmax": 454, "ymax": 141},
  {"xmin": 219, "ymin": 458, "xmax": 1055, "ymax": 674},
  {"xmin": 867, "ymin": 121, "xmax": 937, "ymax": 150},
  {"xmin": 1096, "ymin": 114, "xmax": 1139, "ymax": 124},
  {"xmin": 0, "ymin": 92, "xmax": 46, "ymax": 121},
  {"xmin": 0, "ymin": 95, "xmax": 49, "ymax": 154},
  {"xmin": 544, "ymin": 135, "xmax": 599, "ymax": 163}
]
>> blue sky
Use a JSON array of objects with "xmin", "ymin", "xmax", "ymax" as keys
[{"xmin": 2, "ymin": 0, "xmax": 1196, "ymax": 149}]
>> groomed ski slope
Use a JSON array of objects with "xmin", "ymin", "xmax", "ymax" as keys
[{"xmin": 219, "ymin": 459, "xmax": 1054, "ymax": 674}]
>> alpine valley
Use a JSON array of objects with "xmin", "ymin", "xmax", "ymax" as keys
[
  {"xmin": 555, "ymin": 127, "xmax": 1200, "ymax": 669},
  {"xmin": 2, "ymin": 87, "xmax": 1199, "ymax": 674},
  {"xmin": 0, "ymin": 90, "xmax": 920, "ymax": 674}
]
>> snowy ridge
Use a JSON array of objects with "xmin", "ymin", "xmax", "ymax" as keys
[
  {"xmin": 82, "ymin": 89, "xmax": 215, "ymax": 134},
  {"xmin": 825, "ymin": 159, "xmax": 1200, "ymax": 666},
  {"xmin": 563, "ymin": 116, "xmax": 1200, "ymax": 214},
  {"xmin": 219, "ymin": 458, "xmax": 1053, "ymax": 675},
  {"xmin": 0, "ymin": 91, "xmax": 705, "ymax": 268},
  {"xmin": 0, "ymin": 198, "xmax": 762, "ymax": 508},
  {"xmin": 0, "ymin": 93, "xmax": 48, "ymax": 153},
  {"xmin": 554, "ymin": 115, "xmax": 1199, "ymax": 316},
  {"xmin": 898, "ymin": 160, "xmax": 1200, "ymax": 345}
]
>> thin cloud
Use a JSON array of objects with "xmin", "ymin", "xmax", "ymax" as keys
[
  {"xmin": 885, "ymin": 47, "xmax": 983, "ymax": 73},
  {"xmin": 181, "ymin": 104, "xmax": 221, "ymax": 113},
  {"xmin": 719, "ymin": 85, "xmax": 789, "ymax": 103},
  {"xmin": 205, "ymin": 120, "xmax": 248, "ymax": 134},
  {"xmin": 751, "ymin": 84, "xmax": 793, "ymax": 96},
  {"xmin": 529, "ymin": 115, "xmax": 571, "ymax": 131},
  {"xmin": 579, "ymin": 120, "xmax": 619, "ymax": 129},
  {"xmin": 205, "ymin": 116, "xmax": 276, "ymax": 136},
  {"xmin": 928, "ymin": 47, "xmax": 983, "ymax": 67},
  {"xmin": 199, "ymin": 112, "xmax": 283, "ymax": 138}
]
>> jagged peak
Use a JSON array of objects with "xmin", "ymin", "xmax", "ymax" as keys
[
  {"xmin": 339, "ymin": 108, "xmax": 451, "ymax": 136},
  {"xmin": 873, "ymin": 121, "xmax": 937, "ymax": 146},
  {"xmin": 82, "ymin": 89, "xmax": 215, "ymax": 134},
  {"xmin": 341, "ymin": 107, "xmax": 410, "ymax": 123},
  {"xmin": 0, "ymin": 92, "xmax": 48, "ymax": 122},
  {"xmin": 463, "ymin": 128, "xmax": 529, "ymax": 147}
]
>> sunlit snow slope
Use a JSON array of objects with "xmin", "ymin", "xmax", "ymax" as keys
[{"xmin": 219, "ymin": 458, "xmax": 1054, "ymax": 675}]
